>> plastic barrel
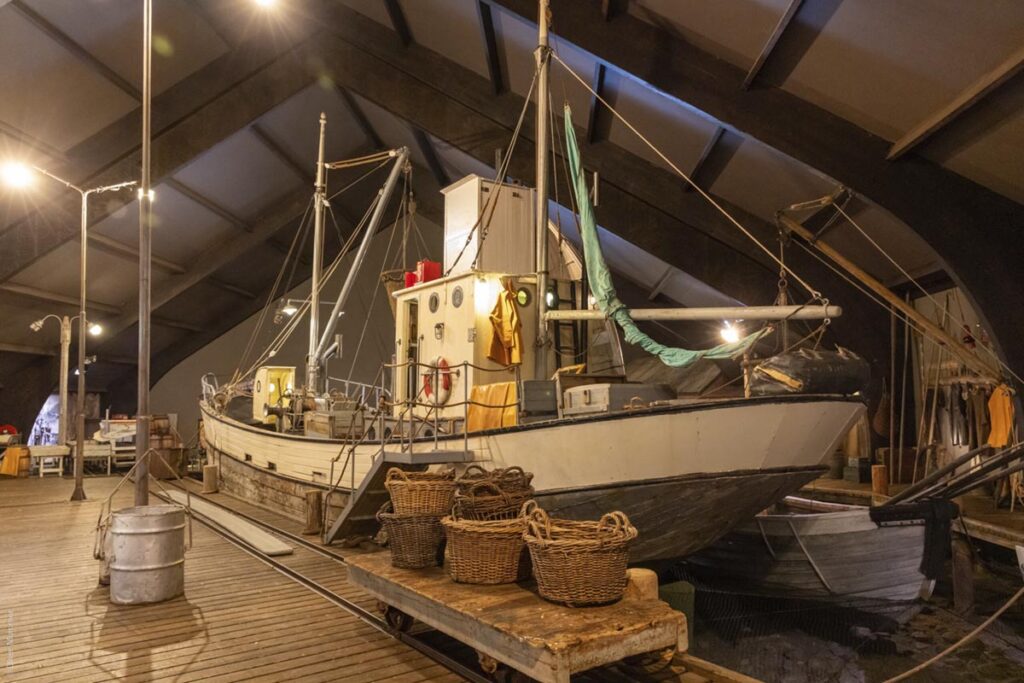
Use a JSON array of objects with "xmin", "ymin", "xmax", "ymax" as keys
[{"xmin": 109, "ymin": 505, "xmax": 185, "ymax": 605}]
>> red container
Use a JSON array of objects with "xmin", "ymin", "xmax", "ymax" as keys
[
  {"xmin": 404, "ymin": 271, "xmax": 418, "ymax": 288},
  {"xmin": 417, "ymin": 259, "xmax": 442, "ymax": 284}
]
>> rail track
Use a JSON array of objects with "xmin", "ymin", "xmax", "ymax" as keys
[{"xmin": 152, "ymin": 481, "xmax": 490, "ymax": 683}]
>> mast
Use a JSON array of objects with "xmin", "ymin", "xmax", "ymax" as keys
[
  {"xmin": 314, "ymin": 148, "xmax": 411, "ymax": 362},
  {"xmin": 306, "ymin": 113, "xmax": 327, "ymax": 394},
  {"xmin": 534, "ymin": 0, "xmax": 551, "ymax": 380}
]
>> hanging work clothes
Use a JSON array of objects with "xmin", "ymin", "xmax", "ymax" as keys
[
  {"xmin": 972, "ymin": 389, "xmax": 991, "ymax": 445},
  {"xmin": 987, "ymin": 384, "xmax": 1014, "ymax": 449},
  {"xmin": 488, "ymin": 282, "xmax": 523, "ymax": 366},
  {"xmin": 950, "ymin": 385, "xmax": 968, "ymax": 446}
]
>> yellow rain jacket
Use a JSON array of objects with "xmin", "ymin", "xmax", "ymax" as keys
[
  {"xmin": 488, "ymin": 282, "xmax": 522, "ymax": 366},
  {"xmin": 987, "ymin": 384, "xmax": 1014, "ymax": 448}
]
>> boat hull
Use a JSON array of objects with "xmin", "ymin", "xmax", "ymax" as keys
[
  {"xmin": 200, "ymin": 394, "xmax": 864, "ymax": 562},
  {"xmin": 687, "ymin": 504, "xmax": 932, "ymax": 603}
]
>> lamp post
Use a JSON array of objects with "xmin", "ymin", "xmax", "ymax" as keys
[
  {"xmin": 29, "ymin": 314, "xmax": 102, "ymax": 450},
  {"xmin": 3, "ymin": 162, "xmax": 135, "ymax": 500}
]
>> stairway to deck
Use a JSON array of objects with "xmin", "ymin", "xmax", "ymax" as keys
[{"xmin": 324, "ymin": 449, "xmax": 473, "ymax": 545}]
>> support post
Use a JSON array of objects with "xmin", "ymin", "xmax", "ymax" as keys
[
  {"xmin": 202, "ymin": 464, "xmax": 219, "ymax": 493},
  {"xmin": 57, "ymin": 316, "xmax": 70, "ymax": 446},
  {"xmin": 871, "ymin": 464, "xmax": 889, "ymax": 505},
  {"xmin": 71, "ymin": 192, "xmax": 89, "ymax": 502},
  {"xmin": 135, "ymin": 0, "xmax": 153, "ymax": 506},
  {"xmin": 304, "ymin": 489, "xmax": 324, "ymax": 535}
]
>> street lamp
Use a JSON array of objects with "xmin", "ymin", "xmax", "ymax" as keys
[
  {"xmin": 4, "ymin": 162, "xmax": 136, "ymax": 501},
  {"xmin": 29, "ymin": 315, "xmax": 102, "ymax": 447}
]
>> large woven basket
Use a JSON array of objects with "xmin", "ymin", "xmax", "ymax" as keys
[
  {"xmin": 442, "ymin": 514, "xmax": 527, "ymax": 584},
  {"xmin": 522, "ymin": 502, "xmax": 638, "ymax": 607},
  {"xmin": 377, "ymin": 502, "xmax": 445, "ymax": 569},
  {"xmin": 385, "ymin": 467, "xmax": 456, "ymax": 515},
  {"xmin": 455, "ymin": 465, "xmax": 534, "ymax": 494},
  {"xmin": 454, "ymin": 480, "xmax": 535, "ymax": 521}
]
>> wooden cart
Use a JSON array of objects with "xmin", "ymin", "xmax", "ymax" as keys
[{"xmin": 345, "ymin": 551, "xmax": 687, "ymax": 683}]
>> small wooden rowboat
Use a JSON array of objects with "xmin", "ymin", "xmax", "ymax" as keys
[{"xmin": 686, "ymin": 496, "xmax": 957, "ymax": 606}]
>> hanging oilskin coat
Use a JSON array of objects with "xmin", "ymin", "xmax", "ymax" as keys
[
  {"xmin": 987, "ymin": 384, "xmax": 1015, "ymax": 448},
  {"xmin": 488, "ymin": 281, "xmax": 522, "ymax": 366}
]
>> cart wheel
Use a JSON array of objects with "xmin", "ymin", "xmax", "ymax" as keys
[{"xmin": 383, "ymin": 606, "xmax": 413, "ymax": 632}]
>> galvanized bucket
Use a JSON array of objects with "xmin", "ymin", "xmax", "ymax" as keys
[{"xmin": 109, "ymin": 505, "xmax": 186, "ymax": 605}]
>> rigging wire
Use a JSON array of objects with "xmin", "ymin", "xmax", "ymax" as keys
[{"xmin": 549, "ymin": 51, "xmax": 821, "ymax": 301}]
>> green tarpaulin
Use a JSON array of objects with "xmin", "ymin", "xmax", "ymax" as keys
[{"xmin": 563, "ymin": 104, "xmax": 767, "ymax": 368}]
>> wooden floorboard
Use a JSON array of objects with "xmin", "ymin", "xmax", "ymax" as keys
[{"xmin": 0, "ymin": 476, "xmax": 460, "ymax": 682}]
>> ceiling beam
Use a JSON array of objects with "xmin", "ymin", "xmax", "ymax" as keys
[
  {"xmin": 411, "ymin": 128, "xmax": 449, "ymax": 187},
  {"xmin": 742, "ymin": 0, "xmax": 805, "ymax": 90},
  {"xmin": 250, "ymin": 123, "xmax": 313, "ymax": 184},
  {"xmin": 208, "ymin": 278, "xmax": 257, "ymax": 300},
  {"xmin": 0, "ymin": 342, "xmax": 56, "ymax": 357},
  {"xmin": 477, "ymin": 0, "xmax": 504, "ymax": 94},
  {"xmin": 383, "ymin": 0, "xmax": 413, "ymax": 47},
  {"xmin": 96, "ymin": 188, "xmax": 313, "ymax": 349},
  {"xmin": 0, "ymin": 120, "xmax": 67, "ymax": 163},
  {"xmin": 90, "ymin": 234, "xmax": 186, "ymax": 274},
  {"xmin": 0, "ymin": 25, "xmax": 319, "ymax": 283},
  {"xmin": 164, "ymin": 177, "xmax": 252, "ymax": 232},
  {"xmin": 0, "ymin": 282, "xmax": 121, "ymax": 315},
  {"xmin": 585, "ymin": 63, "xmax": 607, "ymax": 144},
  {"xmin": 0, "ymin": 282, "xmax": 200, "ymax": 334},
  {"xmin": 887, "ymin": 44, "xmax": 1024, "ymax": 160},
  {"xmin": 488, "ymin": 0, "xmax": 1024, "ymax": 377},
  {"xmin": 647, "ymin": 266, "xmax": 673, "ymax": 301},
  {"xmin": 9, "ymin": 1, "xmax": 142, "ymax": 101},
  {"xmin": 684, "ymin": 126, "xmax": 724, "ymax": 192},
  {"xmin": 337, "ymin": 87, "xmax": 385, "ymax": 150}
]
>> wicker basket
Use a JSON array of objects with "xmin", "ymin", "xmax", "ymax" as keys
[
  {"xmin": 455, "ymin": 465, "xmax": 534, "ymax": 495},
  {"xmin": 377, "ymin": 502, "xmax": 445, "ymax": 569},
  {"xmin": 442, "ymin": 514, "xmax": 527, "ymax": 584},
  {"xmin": 385, "ymin": 467, "xmax": 457, "ymax": 515},
  {"xmin": 521, "ymin": 502, "xmax": 638, "ymax": 607},
  {"xmin": 454, "ymin": 480, "xmax": 535, "ymax": 521}
]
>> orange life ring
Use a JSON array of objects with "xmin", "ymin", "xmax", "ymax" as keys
[{"xmin": 422, "ymin": 356, "xmax": 452, "ymax": 405}]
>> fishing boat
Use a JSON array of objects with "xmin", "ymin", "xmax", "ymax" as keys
[{"xmin": 199, "ymin": 0, "xmax": 868, "ymax": 565}]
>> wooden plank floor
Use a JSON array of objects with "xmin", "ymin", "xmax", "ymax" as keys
[{"xmin": 0, "ymin": 476, "xmax": 461, "ymax": 682}]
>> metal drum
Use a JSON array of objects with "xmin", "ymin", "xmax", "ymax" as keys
[{"xmin": 109, "ymin": 505, "xmax": 186, "ymax": 605}]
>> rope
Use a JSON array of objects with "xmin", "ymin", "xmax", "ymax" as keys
[
  {"xmin": 882, "ymin": 584, "xmax": 1024, "ymax": 683},
  {"xmin": 549, "ymin": 51, "xmax": 821, "ymax": 300}
]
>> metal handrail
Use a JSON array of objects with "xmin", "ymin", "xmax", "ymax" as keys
[{"xmin": 326, "ymin": 376, "xmax": 391, "ymax": 406}]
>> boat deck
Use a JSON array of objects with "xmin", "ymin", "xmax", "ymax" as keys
[
  {"xmin": 802, "ymin": 476, "xmax": 1024, "ymax": 549},
  {"xmin": 0, "ymin": 476, "xmax": 459, "ymax": 683}
]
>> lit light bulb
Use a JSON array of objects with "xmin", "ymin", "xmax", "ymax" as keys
[
  {"xmin": 254, "ymin": 0, "xmax": 275, "ymax": 6},
  {"xmin": 720, "ymin": 322, "xmax": 740, "ymax": 344},
  {"xmin": 1, "ymin": 162, "xmax": 33, "ymax": 189},
  {"xmin": 282, "ymin": 303, "xmax": 298, "ymax": 316},
  {"xmin": 268, "ymin": 382, "xmax": 276, "ymax": 393},
  {"xmin": 137, "ymin": 188, "xmax": 155, "ymax": 202},
  {"xmin": 88, "ymin": 323, "xmax": 103, "ymax": 336}
]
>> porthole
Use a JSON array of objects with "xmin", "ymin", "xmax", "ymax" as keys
[
  {"xmin": 452, "ymin": 286, "xmax": 464, "ymax": 308},
  {"xmin": 515, "ymin": 287, "xmax": 531, "ymax": 307},
  {"xmin": 428, "ymin": 292, "xmax": 440, "ymax": 313}
]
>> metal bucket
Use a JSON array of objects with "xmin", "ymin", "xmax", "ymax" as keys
[{"xmin": 109, "ymin": 505, "xmax": 185, "ymax": 605}]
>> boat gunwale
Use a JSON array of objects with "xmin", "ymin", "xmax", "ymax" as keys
[{"xmin": 201, "ymin": 392, "xmax": 866, "ymax": 446}]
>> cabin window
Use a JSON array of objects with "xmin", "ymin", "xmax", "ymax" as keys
[
  {"xmin": 515, "ymin": 287, "xmax": 531, "ymax": 307},
  {"xmin": 428, "ymin": 292, "xmax": 440, "ymax": 313},
  {"xmin": 452, "ymin": 286, "xmax": 464, "ymax": 308}
]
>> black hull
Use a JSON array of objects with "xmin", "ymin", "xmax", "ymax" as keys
[{"xmin": 535, "ymin": 465, "xmax": 827, "ymax": 564}]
